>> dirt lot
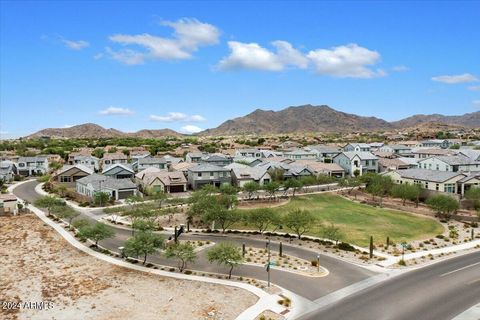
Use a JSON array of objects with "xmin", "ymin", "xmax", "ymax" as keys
[{"xmin": 0, "ymin": 214, "xmax": 258, "ymax": 320}]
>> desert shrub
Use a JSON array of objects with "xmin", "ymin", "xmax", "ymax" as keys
[{"xmin": 337, "ymin": 242, "xmax": 355, "ymax": 252}]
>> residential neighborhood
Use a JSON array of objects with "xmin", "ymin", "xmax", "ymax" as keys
[{"xmin": 1, "ymin": 1, "xmax": 479, "ymax": 320}]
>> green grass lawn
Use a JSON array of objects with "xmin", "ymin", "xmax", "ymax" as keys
[{"xmin": 233, "ymin": 194, "xmax": 444, "ymax": 247}]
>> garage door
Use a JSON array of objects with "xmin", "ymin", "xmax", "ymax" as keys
[
  {"xmin": 169, "ymin": 185, "xmax": 185, "ymax": 193},
  {"xmin": 118, "ymin": 190, "xmax": 135, "ymax": 199}
]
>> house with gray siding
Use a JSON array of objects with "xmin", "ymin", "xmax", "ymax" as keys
[
  {"xmin": 187, "ymin": 164, "xmax": 231, "ymax": 189},
  {"xmin": 333, "ymin": 152, "xmax": 378, "ymax": 176}
]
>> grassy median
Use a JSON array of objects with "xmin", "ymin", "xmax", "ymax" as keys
[{"xmin": 234, "ymin": 193, "xmax": 444, "ymax": 247}]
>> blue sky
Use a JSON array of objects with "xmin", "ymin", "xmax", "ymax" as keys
[{"xmin": 1, "ymin": 1, "xmax": 479, "ymax": 138}]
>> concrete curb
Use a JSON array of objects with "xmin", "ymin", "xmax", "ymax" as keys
[{"xmin": 12, "ymin": 181, "xmax": 302, "ymax": 319}]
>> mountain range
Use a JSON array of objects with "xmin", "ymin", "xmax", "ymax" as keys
[
  {"xmin": 26, "ymin": 123, "xmax": 184, "ymax": 139},
  {"xmin": 26, "ymin": 105, "xmax": 480, "ymax": 138}
]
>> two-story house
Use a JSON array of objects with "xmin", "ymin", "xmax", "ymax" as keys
[
  {"xmin": 133, "ymin": 157, "xmax": 168, "ymax": 171},
  {"xmin": 379, "ymin": 145, "xmax": 412, "ymax": 157},
  {"xmin": 17, "ymin": 156, "xmax": 49, "ymax": 176},
  {"xmin": 101, "ymin": 152, "xmax": 128, "ymax": 168},
  {"xmin": 417, "ymin": 155, "xmax": 480, "ymax": 172},
  {"xmin": 343, "ymin": 143, "xmax": 371, "ymax": 152},
  {"xmin": 235, "ymin": 149, "xmax": 263, "ymax": 158},
  {"xmin": 333, "ymin": 152, "xmax": 378, "ymax": 176},
  {"xmin": 283, "ymin": 149, "xmax": 318, "ymax": 160},
  {"xmin": 187, "ymin": 164, "xmax": 231, "ymax": 189}
]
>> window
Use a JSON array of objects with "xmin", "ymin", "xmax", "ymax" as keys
[
  {"xmin": 445, "ymin": 166, "xmax": 449, "ymax": 171},
  {"xmin": 436, "ymin": 164, "xmax": 439, "ymax": 170},
  {"xmin": 198, "ymin": 172, "xmax": 202, "ymax": 178},
  {"xmin": 60, "ymin": 176, "xmax": 71, "ymax": 182},
  {"xmin": 210, "ymin": 172, "xmax": 214, "ymax": 177},
  {"xmin": 444, "ymin": 184, "xmax": 454, "ymax": 193},
  {"xmin": 365, "ymin": 160, "xmax": 369, "ymax": 166},
  {"xmin": 425, "ymin": 182, "xmax": 429, "ymax": 189},
  {"xmin": 436, "ymin": 184, "xmax": 439, "ymax": 191}
]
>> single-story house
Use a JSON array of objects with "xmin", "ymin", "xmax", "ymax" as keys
[
  {"xmin": 102, "ymin": 163, "xmax": 135, "ymax": 179},
  {"xmin": 384, "ymin": 168, "xmax": 470, "ymax": 196},
  {"xmin": 76, "ymin": 174, "xmax": 138, "ymax": 200},
  {"xmin": 294, "ymin": 160, "xmax": 345, "ymax": 178},
  {"xmin": 283, "ymin": 149, "xmax": 318, "ymax": 160},
  {"xmin": 170, "ymin": 162, "xmax": 199, "ymax": 176},
  {"xmin": 378, "ymin": 158, "xmax": 418, "ymax": 172},
  {"xmin": 53, "ymin": 164, "xmax": 94, "ymax": 187},
  {"xmin": 412, "ymin": 148, "xmax": 455, "ymax": 159},
  {"xmin": 137, "ymin": 170, "xmax": 187, "ymax": 193}
]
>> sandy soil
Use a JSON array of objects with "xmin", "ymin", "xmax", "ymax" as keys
[{"xmin": 0, "ymin": 214, "xmax": 258, "ymax": 320}]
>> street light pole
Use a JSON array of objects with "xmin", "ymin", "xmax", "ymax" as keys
[
  {"xmin": 317, "ymin": 254, "xmax": 320, "ymax": 273},
  {"xmin": 267, "ymin": 237, "xmax": 271, "ymax": 288}
]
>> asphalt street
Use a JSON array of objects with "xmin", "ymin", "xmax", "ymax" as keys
[
  {"xmin": 13, "ymin": 180, "xmax": 375, "ymax": 300},
  {"xmin": 300, "ymin": 250, "xmax": 480, "ymax": 320}
]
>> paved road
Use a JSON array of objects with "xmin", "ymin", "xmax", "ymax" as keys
[
  {"xmin": 14, "ymin": 180, "xmax": 376, "ymax": 300},
  {"xmin": 300, "ymin": 250, "xmax": 480, "ymax": 320}
]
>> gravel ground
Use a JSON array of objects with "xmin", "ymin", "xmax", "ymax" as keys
[{"xmin": 0, "ymin": 214, "xmax": 258, "ymax": 320}]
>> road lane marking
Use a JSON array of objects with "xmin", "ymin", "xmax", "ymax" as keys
[{"xmin": 439, "ymin": 261, "xmax": 480, "ymax": 277}]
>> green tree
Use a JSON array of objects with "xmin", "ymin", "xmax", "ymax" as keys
[
  {"xmin": 164, "ymin": 242, "xmax": 196, "ymax": 271},
  {"xmin": 207, "ymin": 242, "xmax": 243, "ymax": 279},
  {"xmin": 426, "ymin": 195, "xmax": 459, "ymax": 219},
  {"xmin": 203, "ymin": 203, "xmax": 241, "ymax": 233},
  {"xmin": 34, "ymin": 196, "xmax": 65, "ymax": 216},
  {"xmin": 245, "ymin": 208, "xmax": 282, "ymax": 233},
  {"xmin": 124, "ymin": 231, "xmax": 164, "ymax": 264},
  {"xmin": 243, "ymin": 181, "xmax": 260, "ymax": 199},
  {"xmin": 93, "ymin": 192, "xmax": 110, "ymax": 206},
  {"xmin": 151, "ymin": 190, "xmax": 167, "ymax": 208},
  {"xmin": 283, "ymin": 179, "xmax": 304, "ymax": 197},
  {"xmin": 465, "ymin": 187, "xmax": 480, "ymax": 210},
  {"xmin": 268, "ymin": 168, "xmax": 285, "ymax": 182},
  {"xmin": 321, "ymin": 223, "xmax": 343, "ymax": 245},
  {"xmin": 284, "ymin": 209, "xmax": 317, "ymax": 239},
  {"xmin": 91, "ymin": 148, "xmax": 105, "ymax": 158},
  {"xmin": 72, "ymin": 218, "xmax": 91, "ymax": 229},
  {"xmin": 264, "ymin": 181, "xmax": 280, "ymax": 200},
  {"xmin": 391, "ymin": 183, "xmax": 421, "ymax": 206},
  {"xmin": 363, "ymin": 174, "xmax": 393, "ymax": 205},
  {"xmin": 78, "ymin": 222, "xmax": 115, "ymax": 247},
  {"xmin": 219, "ymin": 183, "xmax": 237, "ymax": 195},
  {"xmin": 51, "ymin": 205, "xmax": 79, "ymax": 226},
  {"xmin": 132, "ymin": 219, "xmax": 156, "ymax": 234}
]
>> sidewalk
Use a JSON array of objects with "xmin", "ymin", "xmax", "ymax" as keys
[{"xmin": 12, "ymin": 182, "xmax": 300, "ymax": 320}]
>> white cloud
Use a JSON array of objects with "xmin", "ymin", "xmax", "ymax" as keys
[
  {"xmin": 392, "ymin": 65, "xmax": 409, "ymax": 72},
  {"xmin": 180, "ymin": 125, "xmax": 203, "ymax": 134},
  {"xmin": 94, "ymin": 53, "xmax": 104, "ymax": 60},
  {"xmin": 431, "ymin": 73, "xmax": 478, "ymax": 84},
  {"xmin": 99, "ymin": 107, "xmax": 135, "ymax": 116},
  {"xmin": 307, "ymin": 44, "xmax": 385, "ymax": 78},
  {"xmin": 149, "ymin": 112, "xmax": 206, "ymax": 122},
  {"xmin": 61, "ymin": 38, "xmax": 89, "ymax": 50},
  {"xmin": 218, "ymin": 41, "xmax": 385, "ymax": 78},
  {"xmin": 217, "ymin": 41, "xmax": 308, "ymax": 71},
  {"xmin": 107, "ymin": 18, "xmax": 220, "ymax": 64},
  {"xmin": 467, "ymin": 85, "xmax": 480, "ymax": 91},
  {"xmin": 473, "ymin": 100, "xmax": 480, "ymax": 107},
  {"xmin": 105, "ymin": 47, "xmax": 145, "ymax": 65},
  {"xmin": 63, "ymin": 124, "xmax": 74, "ymax": 128}
]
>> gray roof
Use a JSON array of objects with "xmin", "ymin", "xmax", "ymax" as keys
[
  {"xmin": 434, "ymin": 155, "xmax": 480, "ymax": 166},
  {"xmin": 18, "ymin": 156, "xmax": 48, "ymax": 162},
  {"xmin": 138, "ymin": 157, "xmax": 167, "ymax": 164},
  {"xmin": 188, "ymin": 163, "xmax": 230, "ymax": 172},
  {"xmin": 338, "ymin": 152, "xmax": 378, "ymax": 160},
  {"xmin": 306, "ymin": 145, "xmax": 341, "ymax": 153},
  {"xmin": 396, "ymin": 168, "xmax": 464, "ymax": 183},
  {"xmin": 232, "ymin": 166, "xmax": 268, "ymax": 180},
  {"xmin": 77, "ymin": 173, "xmax": 137, "ymax": 190},
  {"xmin": 56, "ymin": 164, "xmax": 94, "ymax": 176},
  {"xmin": 102, "ymin": 163, "xmax": 134, "ymax": 174}
]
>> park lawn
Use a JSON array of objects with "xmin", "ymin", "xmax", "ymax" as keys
[{"xmin": 232, "ymin": 193, "xmax": 444, "ymax": 247}]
